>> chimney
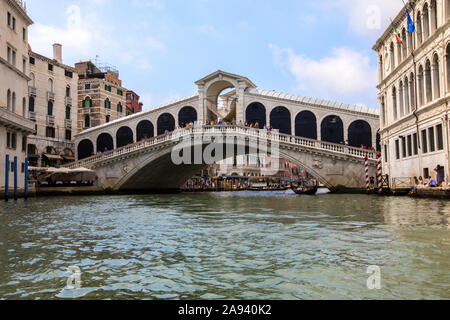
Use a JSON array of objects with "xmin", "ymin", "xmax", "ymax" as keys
[{"xmin": 53, "ymin": 43, "xmax": 62, "ymax": 64}]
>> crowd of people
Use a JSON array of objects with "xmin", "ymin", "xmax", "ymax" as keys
[{"xmin": 412, "ymin": 165, "xmax": 446, "ymax": 193}]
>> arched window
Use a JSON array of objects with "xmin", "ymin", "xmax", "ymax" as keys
[
  {"xmin": 83, "ymin": 97, "xmax": 92, "ymax": 108},
  {"xmin": 104, "ymin": 98, "xmax": 111, "ymax": 109},
  {"xmin": 47, "ymin": 101, "xmax": 53, "ymax": 116},
  {"xmin": 22, "ymin": 97, "xmax": 26, "ymax": 117},
  {"xmin": 97, "ymin": 133, "xmax": 114, "ymax": 152},
  {"xmin": 29, "ymin": 96, "xmax": 35, "ymax": 112},
  {"xmin": 431, "ymin": 0, "xmax": 437, "ymax": 32},
  {"xmin": 117, "ymin": 103, "xmax": 123, "ymax": 113},
  {"xmin": 401, "ymin": 28, "xmax": 407, "ymax": 60},
  {"xmin": 425, "ymin": 59, "xmax": 432, "ymax": 103},
  {"xmin": 48, "ymin": 78, "xmax": 53, "ymax": 92},
  {"xmin": 348, "ymin": 120, "xmax": 372, "ymax": 148},
  {"xmin": 399, "ymin": 80, "xmax": 404, "ymax": 117},
  {"xmin": 417, "ymin": 12, "xmax": 423, "ymax": 44},
  {"xmin": 116, "ymin": 126, "xmax": 134, "ymax": 148},
  {"xmin": 390, "ymin": 42, "xmax": 395, "ymax": 71},
  {"xmin": 270, "ymin": 106, "xmax": 291, "ymax": 135},
  {"xmin": 423, "ymin": 3, "xmax": 430, "ymax": 40},
  {"xmin": 407, "ymin": 28, "xmax": 413, "ymax": 55},
  {"xmin": 77, "ymin": 139, "xmax": 94, "ymax": 160},
  {"xmin": 157, "ymin": 113, "xmax": 176, "ymax": 135},
  {"xmin": 409, "ymin": 72, "xmax": 415, "ymax": 110},
  {"xmin": 404, "ymin": 76, "xmax": 410, "ymax": 114},
  {"xmin": 30, "ymin": 73, "xmax": 35, "ymax": 87},
  {"xmin": 6, "ymin": 89, "xmax": 11, "ymax": 110},
  {"xmin": 432, "ymin": 54, "xmax": 441, "ymax": 99},
  {"xmin": 11, "ymin": 92, "xmax": 16, "ymax": 112},
  {"xmin": 66, "ymin": 85, "xmax": 70, "ymax": 97},
  {"xmin": 379, "ymin": 55, "xmax": 383, "ymax": 81},
  {"xmin": 136, "ymin": 120, "xmax": 154, "ymax": 141},
  {"xmin": 178, "ymin": 106, "xmax": 197, "ymax": 127},
  {"xmin": 392, "ymin": 86, "xmax": 398, "ymax": 120},
  {"xmin": 246, "ymin": 102, "xmax": 266, "ymax": 127},
  {"xmin": 381, "ymin": 96, "xmax": 386, "ymax": 126},
  {"xmin": 295, "ymin": 111, "xmax": 317, "ymax": 139},
  {"xmin": 321, "ymin": 115, "xmax": 344, "ymax": 144},
  {"xmin": 84, "ymin": 115, "xmax": 90, "ymax": 128},
  {"xmin": 418, "ymin": 65, "xmax": 425, "ymax": 106}
]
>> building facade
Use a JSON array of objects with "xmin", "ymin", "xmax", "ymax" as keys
[
  {"xmin": 374, "ymin": 0, "xmax": 450, "ymax": 184},
  {"xmin": 126, "ymin": 90, "xmax": 143, "ymax": 115},
  {"xmin": 75, "ymin": 61, "xmax": 127, "ymax": 134},
  {"xmin": 27, "ymin": 44, "xmax": 78, "ymax": 167},
  {"xmin": 0, "ymin": 0, "xmax": 35, "ymax": 191}
]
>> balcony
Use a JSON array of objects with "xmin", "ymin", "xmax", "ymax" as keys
[
  {"xmin": 0, "ymin": 106, "xmax": 35, "ymax": 133},
  {"xmin": 28, "ymin": 86, "xmax": 37, "ymax": 97},
  {"xmin": 64, "ymin": 119, "xmax": 72, "ymax": 129},
  {"xmin": 106, "ymin": 108, "xmax": 111, "ymax": 116},
  {"xmin": 28, "ymin": 111, "xmax": 36, "ymax": 121},
  {"xmin": 47, "ymin": 91, "xmax": 55, "ymax": 101},
  {"xmin": 83, "ymin": 107, "xmax": 91, "ymax": 114},
  {"xmin": 65, "ymin": 96, "xmax": 73, "ymax": 106},
  {"xmin": 46, "ymin": 115, "xmax": 55, "ymax": 126}
]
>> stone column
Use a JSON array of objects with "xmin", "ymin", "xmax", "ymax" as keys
[
  {"xmin": 197, "ymin": 85, "xmax": 205, "ymax": 124},
  {"xmin": 236, "ymin": 81, "xmax": 245, "ymax": 124},
  {"xmin": 290, "ymin": 109, "xmax": 295, "ymax": 135},
  {"xmin": 431, "ymin": 62, "xmax": 440, "ymax": 100}
]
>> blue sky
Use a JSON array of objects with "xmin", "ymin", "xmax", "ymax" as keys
[{"xmin": 27, "ymin": 0, "xmax": 403, "ymax": 110}]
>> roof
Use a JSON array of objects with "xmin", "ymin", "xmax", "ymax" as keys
[{"xmin": 195, "ymin": 70, "xmax": 257, "ymax": 88}]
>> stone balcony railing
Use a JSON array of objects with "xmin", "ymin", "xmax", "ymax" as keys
[
  {"xmin": 66, "ymin": 125, "xmax": 378, "ymax": 169},
  {"xmin": 0, "ymin": 106, "xmax": 35, "ymax": 132},
  {"xmin": 28, "ymin": 111, "xmax": 36, "ymax": 121},
  {"xmin": 28, "ymin": 86, "xmax": 36, "ymax": 97},
  {"xmin": 65, "ymin": 96, "xmax": 73, "ymax": 106},
  {"xmin": 65, "ymin": 119, "xmax": 72, "ymax": 129},
  {"xmin": 46, "ymin": 115, "xmax": 55, "ymax": 126},
  {"xmin": 47, "ymin": 91, "xmax": 55, "ymax": 101}
]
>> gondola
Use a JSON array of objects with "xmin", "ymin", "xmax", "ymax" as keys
[{"xmin": 292, "ymin": 186, "xmax": 318, "ymax": 195}]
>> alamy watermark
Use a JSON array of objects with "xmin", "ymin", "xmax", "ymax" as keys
[{"xmin": 366, "ymin": 265, "xmax": 381, "ymax": 290}]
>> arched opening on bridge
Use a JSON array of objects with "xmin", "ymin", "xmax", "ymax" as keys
[
  {"xmin": 270, "ymin": 107, "xmax": 291, "ymax": 134},
  {"xmin": 348, "ymin": 120, "xmax": 372, "ymax": 148},
  {"xmin": 136, "ymin": 120, "xmax": 154, "ymax": 141},
  {"xmin": 116, "ymin": 126, "xmax": 134, "ymax": 148},
  {"xmin": 321, "ymin": 115, "xmax": 344, "ymax": 144},
  {"xmin": 178, "ymin": 106, "xmax": 197, "ymax": 127},
  {"xmin": 246, "ymin": 102, "xmax": 266, "ymax": 127},
  {"xmin": 97, "ymin": 133, "xmax": 114, "ymax": 153},
  {"xmin": 157, "ymin": 113, "xmax": 175, "ymax": 135},
  {"xmin": 295, "ymin": 111, "xmax": 317, "ymax": 140},
  {"xmin": 206, "ymin": 80, "xmax": 236, "ymax": 122},
  {"xmin": 78, "ymin": 139, "xmax": 94, "ymax": 160}
]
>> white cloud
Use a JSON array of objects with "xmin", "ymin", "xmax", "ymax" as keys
[
  {"xmin": 269, "ymin": 44, "xmax": 377, "ymax": 104},
  {"xmin": 131, "ymin": 0, "xmax": 164, "ymax": 10}
]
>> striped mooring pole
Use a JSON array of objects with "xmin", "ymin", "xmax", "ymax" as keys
[
  {"xmin": 365, "ymin": 155, "xmax": 370, "ymax": 192},
  {"xmin": 377, "ymin": 152, "xmax": 383, "ymax": 193}
]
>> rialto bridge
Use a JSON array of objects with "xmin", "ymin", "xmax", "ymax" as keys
[{"xmin": 71, "ymin": 71, "xmax": 381, "ymax": 191}]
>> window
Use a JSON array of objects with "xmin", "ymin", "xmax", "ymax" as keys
[
  {"xmin": 401, "ymin": 136, "xmax": 407, "ymax": 158},
  {"xmin": 65, "ymin": 106, "xmax": 71, "ymax": 120},
  {"xmin": 428, "ymin": 127, "xmax": 435, "ymax": 152},
  {"xmin": 12, "ymin": 17, "xmax": 15, "ymax": 30},
  {"xmin": 106, "ymin": 115, "xmax": 110, "ymax": 123},
  {"xmin": 413, "ymin": 133, "xmax": 418, "ymax": 155},
  {"xmin": 48, "ymin": 64, "xmax": 53, "ymax": 71},
  {"xmin": 437, "ymin": 124, "xmax": 444, "ymax": 150},
  {"xmin": 45, "ymin": 127, "xmax": 55, "ymax": 138},
  {"xmin": 11, "ymin": 162, "xmax": 14, "ymax": 173},
  {"xmin": 21, "ymin": 163, "xmax": 25, "ymax": 173},
  {"xmin": 12, "ymin": 50, "xmax": 16, "ymax": 66},
  {"xmin": 105, "ymin": 85, "xmax": 112, "ymax": 92},
  {"xmin": 395, "ymin": 140, "xmax": 400, "ymax": 159},
  {"xmin": 29, "ymin": 56, "xmax": 35, "ymax": 65},
  {"xmin": 117, "ymin": 89, "xmax": 123, "ymax": 96},
  {"xmin": 28, "ymin": 97, "xmax": 35, "ymax": 112},
  {"xmin": 47, "ymin": 101, "xmax": 53, "ymax": 116},
  {"xmin": 424, "ymin": 168, "xmax": 430, "ymax": 179},
  {"xmin": 11, "ymin": 133, "xmax": 17, "ymax": 149},
  {"xmin": 104, "ymin": 99, "xmax": 111, "ymax": 109},
  {"xmin": 65, "ymin": 70, "xmax": 73, "ymax": 78},
  {"xmin": 422, "ymin": 129, "xmax": 428, "ymax": 154},
  {"xmin": 84, "ymin": 115, "xmax": 90, "ymax": 128},
  {"xmin": 6, "ymin": 132, "xmax": 11, "ymax": 148},
  {"xmin": 22, "ymin": 136, "xmax": 27, "ymax": 152},
  {"xmin": 126, "ymin": 93, "xmax": 131, "ymax": 100},
  {"xmin": 407, "ymin": 135, "xmax": 412, "ymax": 157},
  {"xmin": 65, "ymin": 130, "xmax": 71, "ymax": 141},
  {"xmin": 384, "ymin": 144, "xmax": 388, "ymax": 163},
  {"xmin": 7, "ymin": 46, "xmax": 11, "ymax": 63},
  {"xmin": 85, "ymin": 83, "xmax": 91, "ymax": 90},
  {"xmin": 83, "ymin": 97, "xmax": 92, "ymax": 108},
  {"xmin": 7, "ymin": 12, "xmax": 11, "ymax": 26},
  {"xmin": 117, "ymin": 103, "xmax": 123, "ymax": 113},
  {"xmin": 23, "ymin": 28, "xmax": 26, "ymax": 41}
]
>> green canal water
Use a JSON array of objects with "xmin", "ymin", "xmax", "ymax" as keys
[{"xmin": 0, "ymin": 192, "xmax": 449, "ymax": 300}]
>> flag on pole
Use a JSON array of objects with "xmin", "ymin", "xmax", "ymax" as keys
[
  {"xmin": 391, "ymin": 22, "xmax": 406, "ymax": 47},
  {"xmin": 406, "ymin": 7, "xmax": 415, "ymax": 33}
]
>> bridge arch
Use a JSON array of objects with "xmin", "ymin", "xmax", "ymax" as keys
[
  {"xmin": 116, "ymin": 126, "xmax": 134, "ymax": 148},
  {"xmin": 157, "ymin": 113, "xmax": 176, "ymax": 135},
  {"xmin": 295, "ymin": 110, "xmax": 317, "ymax": 140},
  {"xmin": 246, "ymin": 102, "xmax": 266, "ymax": 127},
  {"xmin": 137, "ymin": 120, "xmax": 155, "ymax": 141},
  {"xmin": 178, "ymin": 106, "xmax": 197, "ymax": 127},
  {"xmin": 348, "ymin": 120, "xmax": 372, "ymax": 148},
  {"xmin": 270, "ymin": 106, "xmax": 291, "ymax": 134},
  {"xmin": 321, "ymin": 115, "xmax": 344, "ymax": 144},
  {"xmin": 97, "ymin": 133, "xmax": 114, "ymax": 152},
  {"xmin": 77, "ymin": 139, "xmax": 94, "ymax": 160}
]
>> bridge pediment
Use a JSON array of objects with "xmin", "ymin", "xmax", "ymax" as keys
[{"xmin": 195, "ymin": 70, "xmax": 257, "ymax": 90}]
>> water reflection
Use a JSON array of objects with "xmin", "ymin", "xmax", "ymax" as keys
[{"xmin": 0, "ymin": 193, "xmax": 449, "ymax": 300}]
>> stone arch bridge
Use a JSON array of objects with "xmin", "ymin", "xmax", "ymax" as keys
[{"xmin": 68, "ymin": 125, "xmax": 378, "ymax": 191}]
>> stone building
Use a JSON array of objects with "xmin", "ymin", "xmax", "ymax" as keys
[
  {"xmin": 75, "ymin": 60, "xmax": 127, "ymax": 134},
  {"xmin": 374, "ymin": 0, "xmax": 450, "ymax": 184},
  {"xmin": 27, "ymin": 44, "xmax": 78, "ymax": 167},
  {"xmin": 0, "ymin": 0, "xmax": 35, "ymax": 191}
]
